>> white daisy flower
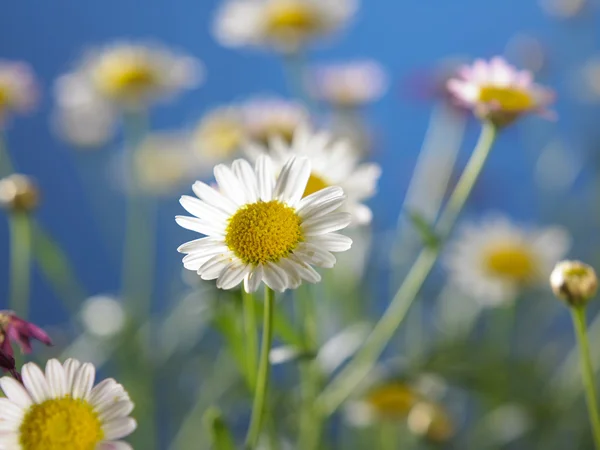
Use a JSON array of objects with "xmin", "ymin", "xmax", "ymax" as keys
[
  {"xmin": 444, "ymin": 215, "xmax": 571, "ymax": 306},
  {"xmin": 447, "ymin": 57, "xmax": 554, "ymax": 126},
  {"xmin": 246, "ymin": 127, "xmax": 380, "ymax": 225},
  {"xmin": 176, "ymin": 154, "xmax": 352, "ymax": 292},
  {"xmin": 192, "ymin": 106, "xmax": 245, "ymax": 164},
  {"xmin": 312, "ymin": 59, "xmax": 389, "ymax": 107},
  {"xmin": 213, "ymin": 0, "xmax": 358, "ymax": 52},
  {"xmin": 0, "ymin": 358, "xmax": 136, "ymax": 449},
  {"xmin": 0, "ymin": 61, "xmax": 38, "ymax": 125}
]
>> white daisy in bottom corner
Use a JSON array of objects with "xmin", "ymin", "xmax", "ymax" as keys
[
  {"xmin": 176, "ymin": 154, "xmax": 353, "ymax": 292},
  {"xmin": 246, "ymin": 127, "xmax": 381, "ymax": 226},
  {"xmin": 444, "ymin": 215, "xmax": 571, "ymax": 306},
  {"xmin": 0, "ymin": 359, "xmax": 136, "ymax": 450}
]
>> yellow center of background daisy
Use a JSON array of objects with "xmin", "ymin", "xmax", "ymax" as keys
[
  {"xmin": 483, "ymin": 243, "xmax": 536, "ymax": 282},
  {"xmin": 20, "ymin": 397, "xmax": 104, "ymax": 450},
  {"xmin": 365, "ymin": 383, "xmax": 419, "ymax": 419},
  {"xmin": 251, "ymin": 124, "xmax": 296, "ymax": 146},
  {"xmin": 478, "ymin": 86, "xmax": 534, "ymax": 112},
  {"xmin": 0, "ymin": 85, "xmax": 11, "ymax": 112},
  {"xmin": 195, "ymin": 119, "xmax": 244, "ymax": 157},
  {"xmin": 94, "ymin": 57, "xmax": 158, "ymax": 101},
  {"xmin": 225, "ymin": 200, "xmax": 303, "ymax": 265},
  {"xmin": 265, "ymin": 1, "xmax": 321, "ymax": 36},
  {"xmin": 303, "ymin": 173, "xmax": 329, "ymax": 197}
]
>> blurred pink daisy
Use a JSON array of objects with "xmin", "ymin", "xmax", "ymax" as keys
[{"xmin": 447, "ymin": 57, "xmax": 554, "ymax": 127}]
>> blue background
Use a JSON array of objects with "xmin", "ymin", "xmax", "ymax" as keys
[{"xmin": 0, "ymin": 0, "xmax": 590, "ymax": 324}]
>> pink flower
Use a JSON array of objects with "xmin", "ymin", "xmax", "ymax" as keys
[
  {"xmin": 0, "ymin": 348, "xmax": 20, "ymax": 381},
  {"xmin": 0, "ymin": 311, "xmax": 52, "ymax": 357},
  {"xmin": 446, "ymin": 57, "xmax": 555, "ymax": 127}
]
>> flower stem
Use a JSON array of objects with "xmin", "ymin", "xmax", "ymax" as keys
[
  {"xmin": 243, "ymin": 290, "xmax": 259, "ymax": 390},
  {"xmin": 571, "ymin": 307, "xmax": 600, "ymax": 449},
  {"xmin": 316, "ymin": 122, "xmax": 498, "ymax": 416},
  {"xmin": 246, "ymin": 286, "xmax": 276, "ymax": 449},
  {"xmin": 8, "ymin": 212, "xmax": 32, "ymax": 318}
]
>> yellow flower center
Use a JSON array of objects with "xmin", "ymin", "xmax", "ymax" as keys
[
  {"xmin": 195, "ymin": 118, "xmax": 244, "ymax": 157},
  {"xmin": 483, "ymin": 243, "xmax": 536, "ymax": 282},
  {"xmin": 0, "ymin": 85, "xmax": 11, "ymax": 112},
  {"xmin": 20, "ymin": 397, "xmax": 104, "ymax": 450},
  {"xmin": 94, "ymin": 56, "xmax": 159, "ymax": 101},
  {"xmin": 303, "ymin": 173, "xmax": 329, "ymax": 197},
  {"xmin": 365, "ymin": 383, "xmax": 419, "ymax": 419},
  {"xmin": 264, "ymin": 1, "xmax": 322, "ymax": 37},
  {"xmin": 249, "ymin": 123, "xmax": 297, "ymax": 147},
  {"xmin": 478, "ymin": 86, "xmax": 535, "ymax": 112},
  {"xmin": 225, "ymin": 200, "xmax": 303, "ymax": 265}
]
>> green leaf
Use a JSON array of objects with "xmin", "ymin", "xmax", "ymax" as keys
[
  {"xmin": 204, "ymin": 407, "xmax": 236, "ymax": 450},
  {"xmin": 406, "ymin": 210, "xmax": 441, "ymax": 250}
]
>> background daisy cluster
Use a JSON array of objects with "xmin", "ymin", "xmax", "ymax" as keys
[{"xmin": 2, "ymin": 0, "xmax": 600, "ymax": 449}]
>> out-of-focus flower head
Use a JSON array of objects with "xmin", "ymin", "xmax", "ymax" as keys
[
  {"xmin": 312, "ymin": 59, "xmax": 388, "ymax": 107},
  {"xmin": 246, "ymin": 126, "xmax": 380, "ymax": 225},
  {"xmin": 0, "ymin": 174, "xmax": 40, "ymax": 213},
  {"xmin": 550, "ymin": 260, "xmax": 598, "ymax": 308},
  {"xmin": 447, "ymin": 57, "xmax": 555, "ymax": 127},
  {"xmin": 0, "ymin": 61, "xmax": 38, "ymax": 126},
  {"xmin": 213, "ymin": 0, "xmax": 358, "ymax": 53},
  {"xmin": 0, "ymin": 311, "xmax": 52, "ymax": 357},
  {"xmin": 0, "ymin": 358, "xmax": 136, "ymax": 449},
  {"xmin": 539, "ymin": 0, "xmax": 588, "ymax": 19},
  {"xmin": 80, "ymin": 295, "xmax": 127, "ymax": 338},
  {"xmin": 444, "ymin": 215, "xmax": 571, "ymax": 306},
  {"xmin": 192, "ymin": 106, "xmax": 246, "ymax": 164},
  {"xmin": 408, "ymin": 401, "xmax": 454, "ymax": 444}
]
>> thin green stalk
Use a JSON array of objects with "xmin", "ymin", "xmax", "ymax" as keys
[
  {"xmin": 316, "ymin": 122, "xmax": 497, "ymax": 416},
  {"xmin": 571, "ymin": 307, "xmax": 600, "ymax": 449},
  {"xmin": 243, "ymin": 290, "xmax": 259, "ymax": 390},
  {"xmin": 0, "ymin": 133, "xmax": 14, "ymax": 176},
  {"xmin": 283, "ymin": 51, "xmax": 318, "ymax": 113},
  {"xmin": 246, "ymin": 286, "xmax": 276, "ymax": 448},
  {"xmin": 8, "ymin": 212, "xmax": 32, "ymax": 318}
]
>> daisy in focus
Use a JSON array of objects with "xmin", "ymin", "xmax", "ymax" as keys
[
  {"xmin": 0, "ymin": 358, "xmax": 136, "ymax": 449},
  {"xmin": 176, "ymin": 154, "xmax": 352, "ymax": 292},
  {"xmin": 0, "ymin": 61, "xmax": 38, "ymax": 126},
  {"xmin": 444, "ymin": 216, "xmax": 571, "ymax": 306},
  {"xmin": 246, "ymin": 127, "xmax": 381, "ymax": 225},
  {"xmin": 446, "ymin": 57, "xmax": 554, "ymax": 127},
  {"xmin": 213, "ymin": 0, "xmax": 358, "ymax": 52},
  {"xmin": 312, "ymin": 59, "xmax": 389, "ymax": 107}
]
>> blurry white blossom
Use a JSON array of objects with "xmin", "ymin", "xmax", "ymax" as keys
[
  {"xmin": 539, "ymin": 0, "xmax": 587, "ymax": 18},
  {"xmin": 445, "ymin": 215, "xmax": 571, "ymax": 306},
  {"xmin": 312, "ymin": 60, "xmax": 388, "ymax": 107},
  {"xmin": 213, "ymin": 0, "xmax": 358, "ymax": 52},
  {"xmin": 0, "ymin": 61, "xmax": 38, "ymax": 126},
  {"xmin": 80, "ymin": 295, "xmax": 126, "ymax": 338}
]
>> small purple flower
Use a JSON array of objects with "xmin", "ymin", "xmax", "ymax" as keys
[
  {"xmin": 0, "ymin": 311, "xmax": 52, "ymax": 357},
  {"xmin": 0, "ymin": 348, "xmax": 21, "ymax": 381}
]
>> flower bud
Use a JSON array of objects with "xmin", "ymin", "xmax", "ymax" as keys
[
  {"xmin": 0, "ymin": 174, "xmax": 39, "ymax": 212},
  {"xmin": 550, "ymin": 260, "xmax": 598, "ymax": 308}
]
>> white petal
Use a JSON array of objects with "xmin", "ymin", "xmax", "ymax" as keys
[
  {"xmin": 177, "ymin": 237, "xmax": 226, "ymax": 254},
  {"xmin": 244, "ymin": 265, "xmax": 264, "ymax": 293},
  {"xmin": 0, "ymin": 419, "xmax": 19, "ymax": 432},
  {"xmin": 192, "ymin": 181, "xmax": 238, "ymax": 214},
  {"xmin": 182, "ymin": 246, "xmax": 229, "ymax": 266},
  {"xmin": 289, "ymin": 255, "xmax": 322, "ymax": 284},
  {"xmin": 214, "ymin": 163, "xmax": 247, "ymax": 205},
  {"xmin": 45, "ymin": 359, "xmax": 68, "ymax": 399},
  {"xmin": 89, "ymin": 379, "xmax": 119, "ymax": 406},
  {"xmin": 255, "ymin": 154, "xmax": 275, "ymax": 202},
  {"xmin": 98, "ymin": 442, "xmax": 133, "ymax": 450},
  {"xmin": 294, "ymin": 243, "xmax": 336, "ymax": 268},
  {"xmin": 309, "ymin": 233, "xmax": 353, "ymax": 252},
  {"xmin": 216, "ymin": 262, "xmax": 251, "ymax": 290},
  {"xmin": 71, "ymin": 363, "xmax": 95, "ymax": 400},
  {"xmin": 0, "ymin": 377, "xmax": 32, "ymax": 410},
  {"xmin": 103, "ymin": 418, "xmax": 138, "ymax": 440},
  {"xmin": 98, "ymin": 400, "xmax": 134, "ymax": 422},
  {"xmin": 262, "ymin": 262, "xmax": 289, "ymax": 292},
  {"xmin": 275, "ymin": 157, "xmax": 311, "ymax": 207},
  {"xmin": 0, "ymin": 398, "xmax": 24, "ymax": 422},
  {"xmin": 303, "ymin": 212, "xmax": 352, "ymax": 236},
  {"xmin": 179, "ymin": 196, "xmax": 229, "ymax": 223},
  {"xmin": 197, "ymin": 254, "xmax": 232, "ymax": 280},
  {"xmin": 275, "ymin": 259, "xmax": 302, "ymax": 289},
  {"xmin": 297, "ymin": 186, "xmax": 344, "ymax": 212},
  {"xmin": 175, "ymin": 216, "xmax": 226, "ymax": 236},
  {"xmin": 232, "ymin": 159, "xmax": 259, "ymax": 203},
  {"xmin": 298, "ymin": 195, "xmax": 346, "ymax": 221},
  {"xmin": 63, "ymin": 358, "xmax": 82, "ymax": 391},
  {"xmin": 22, "ymin": 363, "xmax": 50, "ymax": 403}
]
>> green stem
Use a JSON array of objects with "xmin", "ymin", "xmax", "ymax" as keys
[
  {"xmin": 8, "ymin": 212, "xmax": 32, "ymax": 318},
  {"xmin": 246, "ymin": 286, "xmax": 275, "ymax": 448},
  {"xmin": 0, "ymin": 133, "xmax": 14, "ymax": 176},
  {"xmin": 283, "ymin": 51, "xmax": 318, "ymax": 113},
  {"xmin": 571, "ymin": 307, "xmax": 600, "ymax": 449},
  {"xmin": 316, "ymin": 122, "xmax": 497, "ymax": 416},
  {"xmin": 243, "ymin": 290, "xmax": 259, "ymax": 390}
]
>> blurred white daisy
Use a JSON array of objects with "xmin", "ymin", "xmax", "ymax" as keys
[
  {"xmin": 447, "ymin": 57, "xmax": 554, "ymax": 126},
  {"xmin": 444, "ymin": 216, "xmax": 571, "ymax": 306},
  {"xmin": 176, "ymin": 154, "xmax": 352, "ymax": 292},
  {"xmin": 81, "ymin": 295, "xmax": 127, "ymax": 338},
  {"xmin": 213, "ymin": 0, "xmax": 358, "ymax": 52},
  {"xmin": 312, "ymin": 60, "xmax": 389, "ymax": 107},
  {"xmin": 0, "ymin": 358, "xmax": 136, "ymax": 449},
  {"xmin": 0, "ymin": 61, "xmax": 38, "ymax": 125},
  {"xmin": 247, "ymin": 127, "xmax": 380, "ymax": 225},
  {"xmin": 192, "ymin": 106, "xmax": 245, "ymax": 163}
]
